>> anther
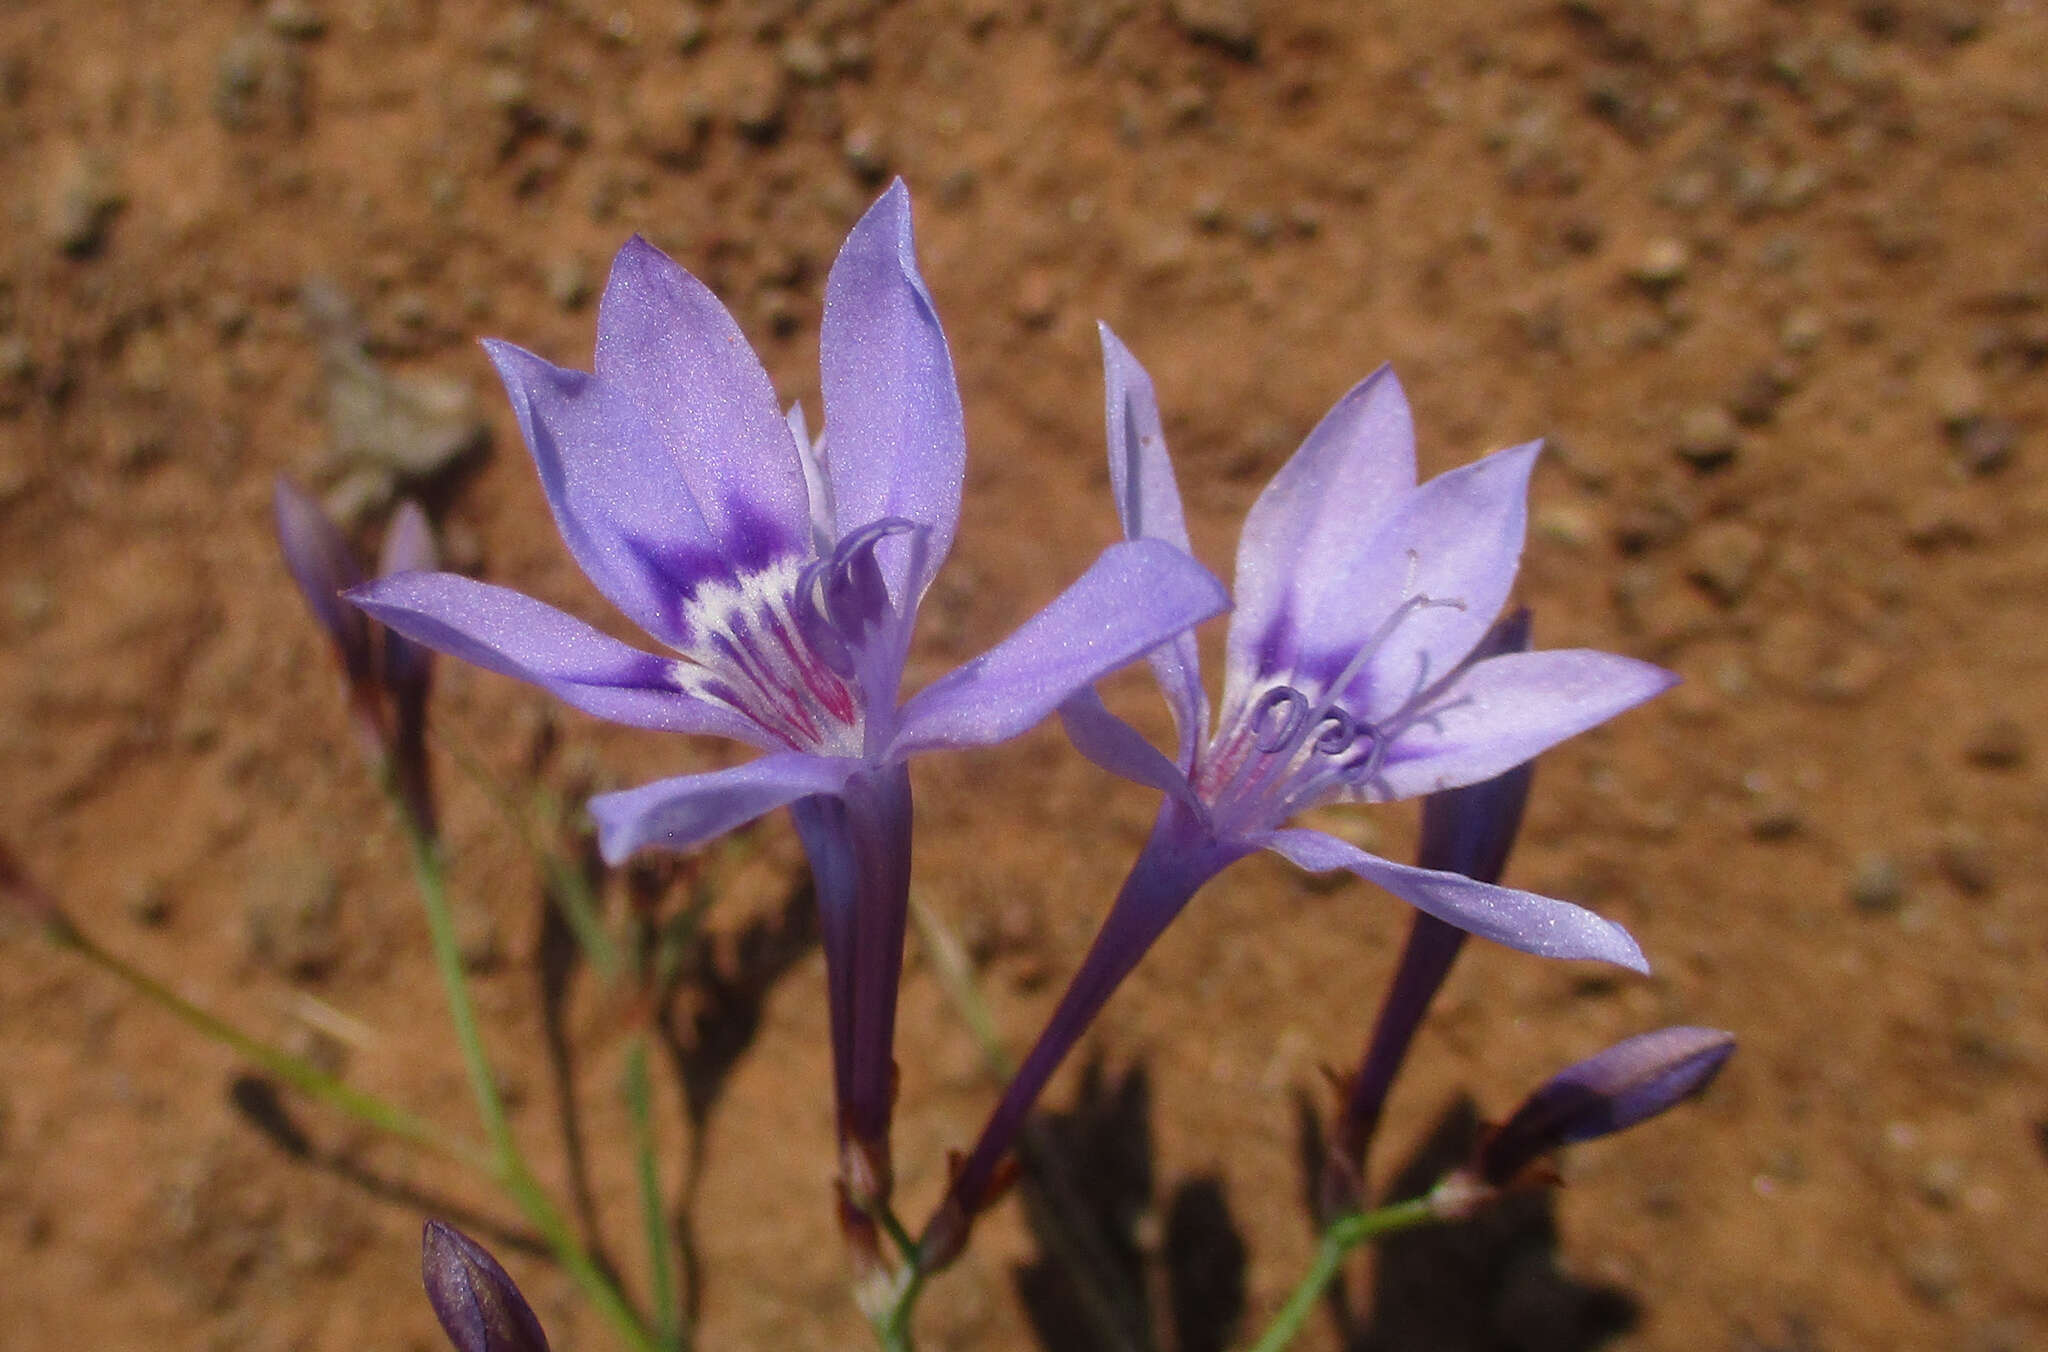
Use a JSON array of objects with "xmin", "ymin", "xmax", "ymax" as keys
[
  {"xmin": 1251, "ymin": 687, "xmax": 1310, "ymax": 753},
  {"xmin": 1313, "ymin": 709, "xmax": 1360, "ymax": 755}
]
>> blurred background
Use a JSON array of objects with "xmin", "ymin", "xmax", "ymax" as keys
[{"xmin": 1, "ymin": 2, "xmax": 2043, "ymax": 1349}]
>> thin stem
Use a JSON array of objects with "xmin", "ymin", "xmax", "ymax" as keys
[
  {"xmin": 910, "ymin": 892, "xmax": 1010, "ymax": 1077},
  {"xmin": 446, "ymin": 739, "xmax": 622, "ymax": 980},
  {"xmin": 871, "ymin": 1264, "xmax": 926, "ymax": 1352},
  {"xmin": 394, "ymin": 799, "xmax": 661, "ymax": 1352},
  {"xmin": 906, "ymin": 895, "xmax": 1143, "ymax": 1352},
  {"xmin": 625, "ymin": 1037, "xmax": 686, "ymax": 1351},
  {"xmin": 50, "ymin": 924, "xmax": 489, "ymax": 1171},
  {"xmin": 1241, "ymin": 1197, "xmax": 1440, "ymax": 1352}
]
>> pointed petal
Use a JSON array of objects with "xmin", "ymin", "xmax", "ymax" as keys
[
  {"xmin": 592, "ymin": 237, "xmax": 811, "ymax": 566},
  {"xmin": 1370, "ymin": 648, "xmax": 1677, "ymax": 801},
  {"xmin": 378, "ymin": 500, "xmax": 437, "ymax": 574},
  {"xmin": 377, "ymin": 502, "xmax": 439, "ymax": 693},
  {"xmin": 1223, "ymin": 367, "xmax": 1418, "ymax": 705},
  {"xmin": 347, "ymin": 571, "xmax": 774, "ymax": 747},
  {"xmin": 1313, "ymin": 440, "xmax": 1543, "ymax": 720},
  {"xmin": 485, "ymin": 339, "xmax": 730, "ymax": 644},
  {"xmin": 1259, "ymin": 827, "xmax": 1648, "ymax": 971},
  {"xmin": 888, "ymin": 539, "xmax": 1228, "ymax": 758},
  {"xmin": 786, "ymin": 401, "xmax": 837, "ymax": 552},
  {"xmin": 1057, "ymin": 688, "xmax": 1202, "ymax": 808},
  {"xmin": 820, "ymin": 181, "xmax": 964, "ymax": 599},
  {"xmin": 588, "ymin": 751, "xmax": 860, "ymax": 864},
  {"xmin": 1099, "ymin": 324, "xmax": 1208, "ymax": 763}
]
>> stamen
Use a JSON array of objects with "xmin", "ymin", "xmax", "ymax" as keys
[
  {"xmin": 1313, "ymin": 709, "xmax": 1359, "ymax": 755},
  {"xmin": 1251, "ymin": 687, "xmax": 1309, "ymax": 753},
  {"xmin": 820, "ymin": 518, "xmax": 917, "ymax": 638}
]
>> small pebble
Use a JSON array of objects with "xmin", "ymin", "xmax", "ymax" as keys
[
  {"xmin": 779, "ymin": 34, "xmax": 832, "ymax": 83},
  {"xmin": 1951, "ymin": 416, "xmax": 2016, "ymax": 476},
  {"xmin": 1963, "ymin": 716, "xmax": 2027, "ymax": 770},
  {"xmin": 1903, "ymin": 1245, "xmax": 1962, "ymax": 1308},
  {"xmin": 48, "ymin": 152, "xmax": 125, "ymax": 257},
  {"xmin": 729, "ymin": 76, "xmax": 786, "ymax": 143},
  {"xmin": 1675, "ymin": 403, "xmax": 1739, "ymax": 469},
  {"xmin": 1631, "ymin": 237, "xmax": 1690, "ymax": 290},
  {"xmin": 124, "ymin": 876, "xmax": 174, "ymax": 927},
  {"xmin": 1928, "ymin": 366, "xmax": 1986, "ymax": 430},
  {"xmin": 244, "ymin": 857, "xmax": 342, "ymax": 979},
  {"xmin": 1917, "ymin": 1156, "xmax": 1965, "ymax": 1208},
  {"xmin": 1687, "ymin": 519, "xmax": 1766, "ymax": 604},
  {"xmin": 1849, "ymin": 853, "xmax": 1906, "ymax": 915},
  {"xmin": 842, "ymin": 125, "xmax": 888, "ymax": 182},
  {"xmin": 264, "ymin": 0, "xmax": 326, "ymax": 40},
  {"xmin": 1748, "ymin": 799, "xmax": 1803, "ymax": 841},
  {"xmin": 1780, "ymin": 309, "xmax": 1825, "ymax": 354},
  {"xmin": 1167, "ymin": 0, "xmax": 1259, "ymax": 58},
  {"xmin": 1935, "ymin": 829, "xmax": 1995, "ymax": 896},
  {"xmin": 544, "ymin": 255, "xmax": 591, "ymax": 311}
]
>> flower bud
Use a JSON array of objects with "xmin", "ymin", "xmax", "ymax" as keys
[
  {"xmin": 421, "ymin": 1220, "xmax": 552, "ymax": 1352},
  {"xmin": 273, "ymin": 476, "xmax": 373, "ymax": 692},
  {"xmin": 1477, "ymin": 1026, "xmax": 1735, "ymax": 1188}
]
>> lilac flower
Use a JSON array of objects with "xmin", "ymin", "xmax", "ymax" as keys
[
  {"xmin": 1472, "ymin": 1026, "xmax": 1735, "ymax": 1191},
  {"xmin": 922, "ymin": 327, "xmax": 1675, "ymax": 1261},
  {"xmin": 421, "ymin": 1220, "xmax": 552, "ymax": 1352},
  {"xmin": 348, "ymin": 185, "xmax": 1227, "ymax": 1203}
]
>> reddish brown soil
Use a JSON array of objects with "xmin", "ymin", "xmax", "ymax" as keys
[{"xmin": 3, "ymin": 2, "xmax": 2045, "ymax": 1350}]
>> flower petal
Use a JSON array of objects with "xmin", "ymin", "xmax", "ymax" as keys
[
  {"xmin": 588, "ymin": 751, "xmax": 861, "ymax": 865},
  {"xmin": 1223, "ymin": 366, "xmax": 1418, "ymax": 707},
  {"xmin": 273, "ymin": 476, "xmax": 372, "ymax": 685},
  {"xmin": 1259, "ymin": 826, "xmax": 1648, "ymax": 971},
  {"xmin": 889, "ymin": 539, "xmax": 1229, "ymax": 758},
  {"xmin": 786, "ymin": 401, "xmax": 837, "ymax": 553},
  {"xmin": 347, "ymin": 571, "xmax": 774, "ymax": 747},
  {"xmin": 591, "ymin": 237, "xmax": 812, "ymax": 567},
  {"xmin": 1312, "ymin": 440, "xmax": 1542, "ymax": 721},
  {"xmin": 484, "ymin": 339, "xmax": 729, "ymax": 644},
  {"xmin": 1057, "ymin": 688, "xmax": 1202, "ymax": 808},
  {"xmin": 1099, "ymin": 324, "xmax": 1208, "ymax": 765},
  {"xmin": 820, "ymin": 181, "xmax": 964, "ymax": 600},
  {"xmin": 1369, "ymin": 648, "xmax": 1677, "ymax": 801}
]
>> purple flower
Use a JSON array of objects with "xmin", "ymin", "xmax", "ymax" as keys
[
  {"xmin": 1472, "ymin": 1026, "xmax": 1736, "ymax": 1191},
  {"xmin": 348, "ymin": 185, "xmax": 1227, "ymax": 1203},
  {"xmin": 923, "ymin": 328, "xmax": 1674, "ymax": 1260}
]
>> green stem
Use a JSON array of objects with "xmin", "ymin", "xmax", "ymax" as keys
[
  {"xmin": 51, "ymin": 924, "xmax": 489, "ymax": 1171},
  {"xmin": 1241, "ymin": 1197, "xmax": 1440, "ymax": 1352},
  {"xmin": 395, "ymin": 804, "xmax": 660, "ymax": 1352},
  {"xmin": 625, "ymin": 1037, "xmax": 685, "ymax": 1351},
  {"xmin": 445, "ymin": 741, "xmax": 621, "ymax": 980},
  {"xmin": 871, "ymin": 1264, "xmax": 926, "ymax": 1352},
  {"xmin": 910, "ymin": 893, "xmax": 1010, "ymax": 1077}
]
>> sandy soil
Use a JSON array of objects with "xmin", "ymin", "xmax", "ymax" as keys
[{"xmin": 2, "ymin": 2, "xmax": 2044, "ymax": 1350}]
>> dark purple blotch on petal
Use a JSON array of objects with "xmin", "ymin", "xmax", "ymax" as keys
[
  {"xmin": 421, "ymin": 1220, "xmax": 552, "ymax": 1352},
  {"xmin": 1477, "ymin": 1026, "xmax": 1735, "ymax": 1187}
]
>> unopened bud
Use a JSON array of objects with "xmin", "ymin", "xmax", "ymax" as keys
[
  {"xmin": 1478, "ymin": 1026, "xmax": 1735, "ymax": 1188},
  {"xmin": 274, "ymin": 476, "xmax": 374, "ymax": 691},
  {"xmin": 421, "ymin": 1220, "xmax": 552, "ymax": 1352}
]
